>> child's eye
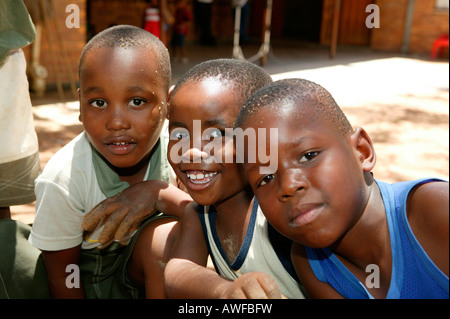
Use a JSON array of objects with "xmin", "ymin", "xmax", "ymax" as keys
[
  {"xmin": 170, "ymin": 128, "xmax": 189, "ymax": 140},
  {"xmin": 299, "ymin": 151, "xmax": 319, "ymax": 163},
  {"xmin": 203, "ymin": 128, "xmax": 224, "ymax": 140},
  {"xmin": 90, "ymin": 99, "xmax": 107, "ymax": 108},
  {"xmin": 128, "ymin": 98, "xmax": 147, "ymax": 107},
  {"xmin": 259, "ymin": 174, "xmax": 275, "ymax": 186}
]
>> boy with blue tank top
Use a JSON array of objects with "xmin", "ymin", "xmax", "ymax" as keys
[{"xmin": 235, "ymin": 78, "xmax": 449, "ymax": 299}]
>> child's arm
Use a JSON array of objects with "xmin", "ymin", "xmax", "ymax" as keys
[
  {"xmin": 165, "ymin": 202, "xmax": 283, "ymax": 299},
  {"xmin": 82, "ymin": 180, "xmax": 192, "ymax": 245},
  {"xmin": 42, "ymin": 245, "xmax": 85, "ymax": 298},
  {"xmin": 407, "ymin": 181, "xmax": 449, "ymax": 276}
]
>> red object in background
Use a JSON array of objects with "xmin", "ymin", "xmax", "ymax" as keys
[
  {"xmin": 430, "ymin": 34, "xmax": 449, "ymax": 60},
  {"xmin": 144, "ymin": 7, "xmax": 160, "ymax": 39}
]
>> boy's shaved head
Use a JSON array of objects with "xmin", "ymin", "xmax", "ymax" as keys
[
  {"xmin": 79, "ymin": 25, "xmax": 171, "ymax": 90},
  {"xmin": 235, "ymin": 78, "xmax": 353, "ymax": 136},
  {"xmin": 171, "ymin": 58, "xmax": 272, "ymax": 108}
]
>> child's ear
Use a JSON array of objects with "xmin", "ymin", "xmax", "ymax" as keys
[
  {"xmin": 167, "ymin": 85, "xmax": 175, "ymax": 103},
  {"xmin": 166, "ymin": 85, "xmax": 175, "ymax": 120},
  {"xmin": 77, "ymin": 88, "xmax": 83, "ymax": 122},
  {"xmin": 350, "ymin": 127, "xmax": 376, "ymax": 172}
]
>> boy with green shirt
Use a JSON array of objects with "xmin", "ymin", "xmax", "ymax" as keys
[{"xmin": 29, "ymin": 25, "xmax": 191, "ymax": 298}]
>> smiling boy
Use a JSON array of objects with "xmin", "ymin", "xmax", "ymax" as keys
[{"xmin": 164, "ymin": 59, "xmax": 305, "ymax": 299}]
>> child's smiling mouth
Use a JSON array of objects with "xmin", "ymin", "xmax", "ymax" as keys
[
  {"xmin": 183, "ymin": 170, "xmax": 219, "ymax": 191},
  {"xmin": 186, "ymin": 170, "xmax": 218, "ymax": 184}
]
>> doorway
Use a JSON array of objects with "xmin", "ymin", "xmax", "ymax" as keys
[
  {"xmin": 248, "ymin": 0, "xmax": 323, "ymax": 42},
  {"xmin": 338, "ymin": 0, "xmax": 373, "ymax": 45},
  {"xmin": 283, "ymin": 0, "xmax": 323, "ymax": 41}
]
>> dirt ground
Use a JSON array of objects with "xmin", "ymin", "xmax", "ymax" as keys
[{"xmin": 10, "ymin": 44, "xmax": 449, "ymax": 224}]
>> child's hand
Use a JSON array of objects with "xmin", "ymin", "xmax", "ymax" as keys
[
  {"xmin": 220, "ymin": 272, "xmax": 285, "ymax": 299},
  {"xmin": 83, "ymin": 181, "xmax": 191, "ymax": 245},
  {"xmin": 82, "ymin": 182, "xmax": 158, "ymax": 245}
]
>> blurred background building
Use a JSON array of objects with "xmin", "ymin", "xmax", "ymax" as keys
[{"xmin": 22, "ymin": 0, "xmax": 449, "ymax": 94}]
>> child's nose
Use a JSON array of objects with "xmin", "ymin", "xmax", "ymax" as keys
[
  {"xmin": 278, "ymin": 169, "xmax": 307, "ymax": 201},
  {"xmin": 181, "ymin": 146, "xmax": 210, "ymax": 163},
  {"xmin": 105, "ymin": 107, "xmax": 131, "ymax": 131}
]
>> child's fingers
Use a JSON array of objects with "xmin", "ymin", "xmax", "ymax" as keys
[
  {"xmin": 242, "ymin": 281, "xmax": 273, "ymax": 299},
  {"xmin": 256, "ymin": 274, "xmax": 283, "ymax": 299},
  {"xmin": 82, "ymin": 199, "xmax": 120, "ymax": 231},
  {"xmin": 115, "ymin": 206, "xmax": 157, "ymax": 241},
  {"xmin": 227, "ymin": 288, "xmax": 247, "ymax": 299},
  {"xmin": 231, "ymin": 273, "xmax": 282, "ymax": 299},
  {"xmin": 98, "ymin": 207, "xmax": 129, "ymax": 244}
]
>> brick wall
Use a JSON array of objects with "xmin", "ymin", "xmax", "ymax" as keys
[
  {"xmin": 322, "ymin": 0, "xmax": 449, "ymax": 55},
  {"xmin": 409, "ymin": 0, "xmax": 449, "ymax": 54},
  {"xmin": 371, "ymin": 0, "xmax": 448, "ymax": 54},
  {"xmin": 371, "ymin": 0, "xmax": 409, "ymax": 51}
]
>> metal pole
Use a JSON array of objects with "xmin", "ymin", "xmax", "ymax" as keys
[
  {"xmin": 248, "ymin": 0, "xmax": 272, "ymax": 65},
  {"xmin": 401, "ymin": 0, "xmax": 415, "ymax": 54},
  {"xmin": 330, "ymin": 0, "xmax": 341, "ymax": 59},
  {"xmin": 232, "ymin": 6, "xmax": 245, "ymax": 60}
]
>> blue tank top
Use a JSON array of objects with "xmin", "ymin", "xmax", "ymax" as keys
[{"xmin": 306, "ymin": 178, "xmax": 449, "ymax": 299}]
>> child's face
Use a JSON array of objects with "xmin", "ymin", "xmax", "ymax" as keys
[
  {"xmin": 241, "ymin": 101, "xmax": 370, "ymax": 248},
  {"xmin": 168, "ymin": 79, "xmax": 248, "ymax": 206},
  {"xmin": 79, "ymin": 47, "xmax": 167, "ymax": 170}
]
